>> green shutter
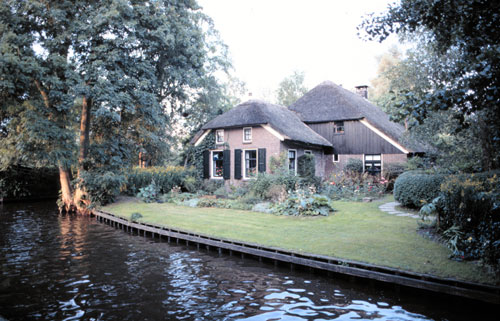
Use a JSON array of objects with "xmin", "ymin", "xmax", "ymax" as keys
[
  {"xmin": 234, "ymin": 149, "xmax": 242, "ymax": 180},
  {"xmin": 203, "ymin": 150, "xmax": 210, "ymax": 179},
  {"xmin": 223, "ymin": 150, "xmax": 230, "ymax": 180},
  {"xmin": 258, "ymin": 148, "xmax": 266, "ymax": 173}
]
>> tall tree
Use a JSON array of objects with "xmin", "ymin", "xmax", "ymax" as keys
[
  {"xmin": 0, "ymin": 0, "xmax": 226, "ymax": 212},
  {"xmin": 360, "ymin": 0, "xmax": 500, "ymax": 170},
  {"xmin": 275, "ymin": 71, "xmax": 308, "ymax": 106}
]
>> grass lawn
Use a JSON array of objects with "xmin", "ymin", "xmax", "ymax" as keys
[{"xmin": 101, "ymin": 195, "xmax": 497, "ymax": 285}]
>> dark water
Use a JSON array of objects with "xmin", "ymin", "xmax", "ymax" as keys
[{"xmin": 0, "ymin": 201, "xmax": 495, "ymax": 320}]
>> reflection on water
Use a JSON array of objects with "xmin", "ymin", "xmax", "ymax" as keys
[{"xmin": 0, "ymin": 201, "xmax": 494, "ymax": 320}]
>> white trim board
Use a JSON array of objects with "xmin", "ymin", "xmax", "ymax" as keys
[
  {"xmin": 260, "ymin": 124, "xmax": 286, "ymax": 141},
  {"xmin": 193, "ymin": 129, "xmax": 211, "ymax": 147},
  {"xmin": 359, "ymin": 119, "xmax": 409, "ymax": 154}
]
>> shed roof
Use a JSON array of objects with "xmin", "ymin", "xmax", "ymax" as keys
[
  {"xmin": 289, "ymin": 81, "xmax": 424, "ymax": 152},
  {"xmin": 202, "ymin": 100, "xmax": 332, "ymax": 147}
]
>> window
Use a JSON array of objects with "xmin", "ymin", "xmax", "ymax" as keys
[
  {"xmin": 244, "ymin": 150, "xmax": 257, "ymax": 178},
  {"xmin": 211, "ymin": 151, "xmax": 224, "ymax": 178},
  {"xmin": 333, "ymin": 154, "xmax": 339, "ymax": 162},
  {"xmin": 364, "ymin": 154, "xmax": 381, "ymax": 175},
  {"xmin": 288, "ymin": 149, "xmax": 297, "ymax": 174},
  {"xmin": 304, "ymin": 150, "xmax": 312, "ymax": 155},
  {"xmin": 333, "ymin": 121, "xmax": 344, "ymax": 134},
  {"xmin": 215, "ymin": 129, "xmax": 224, "ymax": 144},
  {"xmin": 243, "ymin": 127, "xmax": 252, "ymax": 143}
]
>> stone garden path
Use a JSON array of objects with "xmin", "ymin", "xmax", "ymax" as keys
[{"xmin": 378, "ymin": 201, "xmax": 420, "ymax": 219}]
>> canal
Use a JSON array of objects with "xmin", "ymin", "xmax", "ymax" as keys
[{"xmin": 0, "ymin": 201, "xmax": 495, "ymax": 320}]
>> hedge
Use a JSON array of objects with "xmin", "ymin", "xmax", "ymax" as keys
[
  {"xmin": 393, "ymin": 171, "xmax": 445, "ymax": 208},
  {"xmin": 123, "ymin": 166, "xmax": 199, "ymax": 195}
]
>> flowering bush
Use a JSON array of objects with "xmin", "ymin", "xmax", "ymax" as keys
[
  {"xmin": 436, "ymin": 172, "xmax": 500, "ymax": 270},
  {"xmin": 322, "ymin": 171, "xmax": 388, "ymax": 201}
]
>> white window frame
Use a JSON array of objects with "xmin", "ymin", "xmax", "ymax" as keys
[
  {"xmin": 243, "ymin": 127, "xmax": 252, "ymax": 143},
  {"xmin": 364, "ymin": 154, "xmax": 382, "ymax": 174},
  {"xmin": 215, "ymin": 129, "xmax": 224, "ymax": 144},
  {"xmin": 243, "ymin": 149, "xmax": 258, "ymax": 180},
  {"xmin": 288, "ymin": 149, "xmax": 297, "ymax": 175},
  {"xmin": 304, "ymin": 150, "xmax": 312, "ymax": 155},
  {"xmin": 210, "ymin": 150, "xmax": 224, "ymax": 179},
  {"xmin": 332, "ymin": 154, "xmax": 339, "ymax": 162},
  {"xmin": 333, "ymin": 121, "xmax": 345, "ymax": 134}
]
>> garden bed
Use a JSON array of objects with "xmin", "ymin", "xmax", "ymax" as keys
[{"xmin": 101, "ymin": 195, "xmax": 498, "ymax": 285}]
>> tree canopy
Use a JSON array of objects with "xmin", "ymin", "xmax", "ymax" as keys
[
  {"xmin": 0, "ymin": 0, "xmax": 229, "ymax": 211},
  {"xmin": 275, "ymin": 71, "xmax": 308, "ymax": 106},
  {"xmin": 360, "ymin": 0, "xmax": 500, "ymax": 170}
]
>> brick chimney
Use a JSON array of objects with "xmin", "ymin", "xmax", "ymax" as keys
[{"xmin": 354, "ymin": 85, "xmax": 368, "ymax": 99}]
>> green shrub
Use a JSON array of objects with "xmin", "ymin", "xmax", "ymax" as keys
[
  {"xmin": 124, "ymin": 166, "xmax": 199, "ymax": 195},
  {"xmin": 130, "ymin": 212, "xmax": 143, "ymax": 222},
  {"xmin": 214, "ymin": 186, "xmax": 228, "ymax": 197},
  {"xmin": 436, "ymin": 172, "xmax": 500, "ymax": 270},
  {"xmin": 200, "ymin": 179, "xmax": 224, "ymax": 194},
  {"xmin": 78, "ymin": 170, "xmax": 126, "ymax": 206},
  {"xmin": 297, "ymin": 154, "xmax": 315, "ymax": 178},
  {"xmin": 265, "ymin": 184, "xmax": 288, "ymax": 202},
  {"xmin": 248, "ymin": 172, "xmax": 300, "ymax": 200},
  {"xmin": 136, "ymin": 180, "xmax": 160, "ymax": 203},
  {"xmin": 345, "ymin": 158, "xmax": 363, "ymax": 173},
  {"xmin": 196, "ymin": 197, "xmax": 252, "ymax": 210},
  {"xmin": 197, "ymin": 197, "xmax": 218, "ymax": 207},
  {"xmin": 273, "ymin": 187, "xmax": 334, "ymax": 216},
  {"xmin": 182, "ymin": 176, "xmax": 198, "ymax": 193},
  {"xmin": 393, "ymin": 171, "xmax": 445, "ymax": 208},
  {"xmin": 248, "ymin": 173, "xmax": 274, "ymax": 199},
  {"xmin": 382, "ymin": 163, "xmax": 406, "ymax": 192}
]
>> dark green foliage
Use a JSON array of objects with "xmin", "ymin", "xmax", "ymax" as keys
[
  {"xmin": 0, "ymin": 0, "xmax": 230, "ymax": 207},
  {"xmin": 130, "ymin": 212, "xmax": 143, "ymax": 222},
  {"xmin": 360, "ymin": 0, "xmax": 500, "ymax": 170},
  {"xmin": 184, "ymin": 132, "xmax": 216, "ymax": 179},
  {"xmin": 248, "ymin": 172, "xmax": 299, "ymax": 200},
  {"xmin": 297, "ymin": 154, "xmax": 315, "ymax": 178},
  {"xmin": 0, "ymin": 166, "xmax": 59, "ymax": 199},
  {"xmin": 200, "ymin": 179, "xmax": 225, "ymax": 194},
  {"xmin": 77, "ymin": 170, "xmax": 126, "ymax": 206},
  {"xmin": 393, "ymin": 171, "xmax": 445, "ymax": 208},
  {"xmin": 345, "ymin": 158, "xmax": 363, "ymax": 173},
  {"xmin": 136, "ymin": 180, "xmax": 160, "ymax": 203},
  {"xmin": 196, "ymin": 198, "xmax": 253, "ymax": 210},
  {"xmin": 124, "ymin": 166, "xmax": 199, "ymax": 196},
  {"xmin": 436, "ymin": 172, "xmax": 500, "ymax": 270},
  {"xmin": 382, "ymin": 163, "xmax": 406, "ymax": 192}
]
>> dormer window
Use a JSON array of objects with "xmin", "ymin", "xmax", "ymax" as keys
[
  {"xmin": 216, "ymin": 129, "xmax": 224, "ymax": 144},
  {"xmin": 333, "ymin": 121, "xmax": 344, "ymax": 134},
  {"xmin": 243, "ymin": 127, "xmax": 252, "ymax": 143}
]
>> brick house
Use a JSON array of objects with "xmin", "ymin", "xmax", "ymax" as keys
[
  {"xmin": 191, "ymin": 100, "xmax": 333, "ymax": 185},
  {"xmin": 193, "ymin": 81, "xmax": 423, "ymax": 182},
  {"xmin": 289, "ymin": 81, "xmax": 424, "ymax": 175}
]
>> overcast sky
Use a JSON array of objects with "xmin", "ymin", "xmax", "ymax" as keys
[{"xmin": 198, "ymin": 0, "xmax": 399, "ymax": 99}]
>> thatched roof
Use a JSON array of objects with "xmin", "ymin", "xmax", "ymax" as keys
[
  {"xmin": 289, "ymin": 81, "xmax": 424, "ymax": 152},
  {"xmin": 202, "ymin": 100, "xmax": 332, "ymax": 147}
]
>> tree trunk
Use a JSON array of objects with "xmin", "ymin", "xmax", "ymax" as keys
[
  {"xmin": 59, "ymin": 166, "xmax": 75, "ymax": 213},
  {"xmin": 74, "ymin": 96, "xmax": 92, "ymax": 214}
]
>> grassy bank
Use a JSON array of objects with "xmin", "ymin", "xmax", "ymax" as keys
[{"xmin": 101, "ymin": 196, "xmax": 497, "ymax": 285}]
